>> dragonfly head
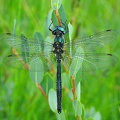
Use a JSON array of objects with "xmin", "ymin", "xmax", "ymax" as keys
[{"xmin": 51, "ymin": 26, "xmax": 66, "ymax": 37}]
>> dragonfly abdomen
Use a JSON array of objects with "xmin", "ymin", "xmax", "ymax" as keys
[{"xmin": 56, "ymin": 59, "xmax": 62, "ymax": 113}]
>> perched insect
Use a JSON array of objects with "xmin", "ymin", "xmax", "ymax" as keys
[{"xmin": 0, "ymin": 23, "xmax": 119, "ymax": 113}]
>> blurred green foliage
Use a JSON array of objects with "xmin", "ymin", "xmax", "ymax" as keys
[{"xmin": 0, "ymin": 0, "xmax": 120, "ymax": 120}]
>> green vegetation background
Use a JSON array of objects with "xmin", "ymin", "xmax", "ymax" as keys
[{"xmin": 0, "ymin": 0, "xmax": 120, "ymax": 120}]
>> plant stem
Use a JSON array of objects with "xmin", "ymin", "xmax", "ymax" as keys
[
  {"xmin": 71, "ymin": 76, "xmax": 76, "ymax": 100},
  {"xmin": 55, "ymin": 9, "xmax": 62, "ymax": 26},
  {"xmin": 12, "ymin": 48, "xmax": 30, "ymax": 70},
  {"xmin": 77, "ymin": 116, "xmax": 81, "ymax": 120},
  {"xmin": 36, "ymin": 83, "xmax": 48, "ymax": 102}
]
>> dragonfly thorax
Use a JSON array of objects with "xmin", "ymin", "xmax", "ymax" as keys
[
  {"xmin": 53, "ymin": 41, "xmax": 64, "ymax": 59},
  {"xmin": 54, "ymin": 36, "xmax": 64, "ymax": 44},
  {"xmin": 50, "ymin": 26, "xmax": 66, "ymax": 60}
]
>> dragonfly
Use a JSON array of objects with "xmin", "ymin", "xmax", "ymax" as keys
[{"xmin": 0, "ymin": 23, "xmax": 119, "ymax": 113}]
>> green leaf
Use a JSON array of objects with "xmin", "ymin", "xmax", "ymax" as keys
[
  {"xmin": 44, "ymin": 36, "xmax": 52, "ymax": 57},
  {"xmin": 94, "ymin": 112, "xmax": 101, "ymax": 120},
  {"xmin": 48, "ymin": 89, "xmax": 57, "ymax": 113},
  {"xmin": 62, "ymin": 72, "xmax": 71, "ymax": 89},
  {"xmin": 34, "ymin": 32, "xmax": 43, "ymax": 40},
  {"xmin": 75, "ymin": 70, "xmax": 83, "ymax": 84},
  {"xmin": 68, "ymin": 22, "xmax": 73, "ymax": 56},
  {"xmin": 68, "ymin": 89, "xmax": 73, "ymax": 100},
  {"xmin": 34, "ymin": 32, "xmax": 44, "ymax": 51},
  {"xmin": 81, "ymin": 105, "xmax": 85, "ymax": 120},
  {"xmin": 85, "ymin": 107, "xmax": 102, "ymax": 120},
  {"xmin": 41, "ymin": 73, "xmax": 54, "ymax": 94},
  {"xmin": 29, "ymin": 57, "xmax": 44, "ymax": 84},
  {"xmin": 52, "ymin": 5, "xmax": 67, "ymax": 27},
  {"xmin": 46, "ymin": 10, "xmax": 52, "ymax": 32},
  {"xmin": 28, "ymin": 31, "xmax": 45, "ymax": 84},
  {"xmin": 69, "ymin": 47, "xmax": 84, "ymax": 78},
  {"xmin": 85, "ymin": 118, "xmax": 94, "ymax": 120},
  {"xmin": 76, "ymin": 82, "xmax": 81, "ymax": 101},
  {"xmin": 20, "ymin": 34, "xmax": 30, "ymax": 60},
  {"xmin": 58, "ymin": 5, "xmax": 67, "ymax": 24},
  {"xmin": 13, "ymin": 19, "xmax": 17, "ymax": 35},
  {"xmin": 73, "ymin": 100, "xmax": 82, "ymax": 117},
  {"xmin": 56, "ymin": 110, "xmax": 66, "ymax": 120},
  {"xmin": 51, "ymin": 0, "xmax": 62, "ymax": 10},
  {"xmin": 51, "ymin": 11, "xmax": 58, "ymax": 26},
  {"xmin": 68, "ymin": 22, "xmax": 73, "ymax": 41}
]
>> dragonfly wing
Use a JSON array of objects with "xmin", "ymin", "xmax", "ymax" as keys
[
  {"xmin": 63, "ymin": 29, "xmax": 119, "ymax": 73},
  {"xmin": 0, "ymin": 33, "xmax": 53, "ymax": 54},
  {"xmin": 64, "ymin": 53, "xmax": 118, "ymax": 72},
  {"xmin": 3, "ymin": 53, "xmax": 56, "ymax": 72},
  {"xmin": 64, "ymin": 30, "xmax": 120, "ymax": 54}
]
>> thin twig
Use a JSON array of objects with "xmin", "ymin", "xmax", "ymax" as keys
[
  {"xmin": 71, "ymin": 76, "xmax": 76, "ymax": 100},
  {"xmin": 12, "ymin": 49, "xmax": 48, "ymax": 102},
  {"xmin": 55, "ymin": 9, "xmax": 62, "ymax": 26},
  {"xmin": 36, "ymin": 83, "xmax": 48, "ymax": 102},
  {"xmin": 12, "ymin": 48, "xmax": 30, "ymax": 70},
  {"xmin": 77, "ymin": 116, "xmax": 81, "ymax": 120}
]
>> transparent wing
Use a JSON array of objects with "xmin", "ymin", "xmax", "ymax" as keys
[
  {"xmin": 0, "ymin": 33, "xmax": 53, "ymax": 54},
  {"xmin": 64, "ymin": 30, "xmax": 120, "ymax": 55},
  {"xmin": 63, "ymin": 53, "xmax": 118, "ymax": 72},
  {"xmin": 1, "ymin": 30, "xmax": 119, "ymax": 73},
  {"xmin": 3, "ymin": 53, "xmax": 56, "ymax": 72}
]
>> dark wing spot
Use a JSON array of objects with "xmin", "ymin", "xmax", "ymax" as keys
[
  {"xmin": 6, "ymin": 33, "xmax": 12, "ymax": 35},
  {"xmin": 89, "ymin": 35, "xmax": 93, "ymax": 38},
  {"xmin": 106, "ymin": 29, "xmax": 111, "ymax": 32},
  {"xmin": 107, "ymin": 54, "xmax": 112, "ymax": 56},
  {"xmin": 7, "ymin": 55, "xmax": 13, "ymax": 57}
]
